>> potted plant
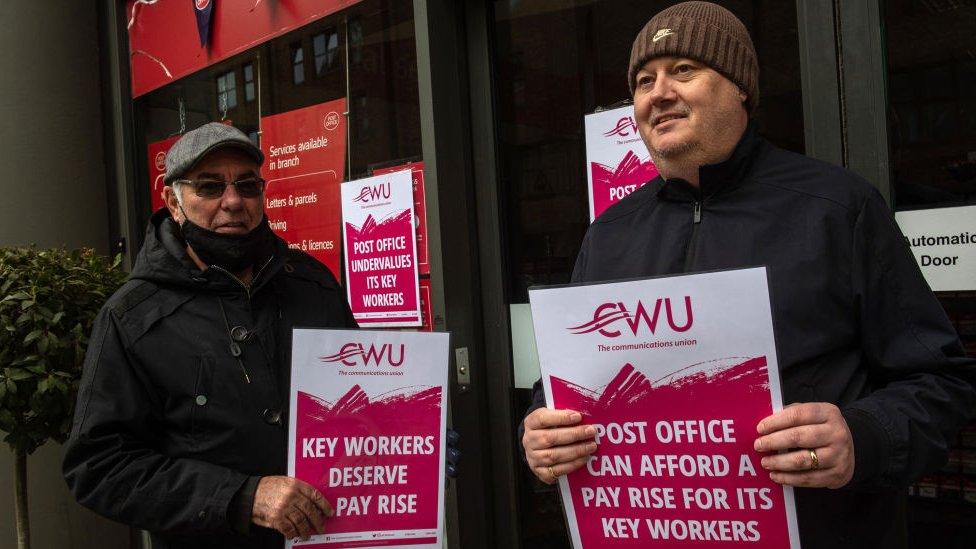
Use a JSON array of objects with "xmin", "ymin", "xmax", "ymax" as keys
[{"xmin": 0, "ymin": 247, "xmax": 127, "ymax": 549}]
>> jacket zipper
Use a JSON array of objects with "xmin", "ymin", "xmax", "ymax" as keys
[
  {"xmin": 209, "ymin": 257, "xmax": 275, "ymax": 384},
  {"xmin": 683, "ymin": 200, "xmax": 703, "ymax": 272},
  {"xmin": 209, "ymin": 256, "xmax": 274, "ymax": 301},
  {"xmin": 210, "ymin": 265, "xmax": 251, "ymax": 300}
]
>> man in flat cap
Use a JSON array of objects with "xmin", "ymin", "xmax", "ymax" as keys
[
  {"xmin": 521, "ymin": 2, "xmax": 975, "ymax": 546},
  {"xmin": 64, "ymin": 122, "xmax": 357, "ymax": 548}
]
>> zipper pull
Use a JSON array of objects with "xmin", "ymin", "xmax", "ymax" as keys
[
  {"xmin": 693, "ymin": 201, "xmax": 702, "ymax": 224},
  {"xmin": 237, "ymin": 358, "xmax": 251, "ymax": 384}
]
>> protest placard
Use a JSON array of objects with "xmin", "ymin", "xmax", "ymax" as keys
[
  {"xmin": 584, "ymin": 105, "xmax": 658, "ymax": 221},
  {"xmin": 341, "ymin": 170, "xmax": 421, "ymax": 327},
  {"xmin": 529, "ymin": 268, "xmax": 800, "ymax": 548},
  {"xmin": 288, "ymin": 329, "xmax": 449, "ymax": 548}
]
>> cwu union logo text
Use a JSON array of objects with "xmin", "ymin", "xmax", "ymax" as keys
[
  {"xmin": 320, "ymin": 342, "xmax": 405, "ymax": 367},
  {"xmin": 568, "ymin": 297, "xmax": 693, "ymax": 338},
  {"xmin": 353, "ymin": 181, "xmax": 391, "ymax": 203},
  {"xmin": 603, "ymin": 116, "xmax": 639, "ymax": 138}
]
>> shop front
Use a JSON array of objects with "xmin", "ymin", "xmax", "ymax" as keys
[{"xmin": 100, "ymin": 1, "xmax": 975, "ymax": 547}]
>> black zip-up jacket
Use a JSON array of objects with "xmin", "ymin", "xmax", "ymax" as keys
[
  {"xmin": 525, "ymin": 125, "xmax": 975, "ymax": 548},
  {"xmin": 63, "ymin": 210, "xmax": 356, "ymax": 549}
]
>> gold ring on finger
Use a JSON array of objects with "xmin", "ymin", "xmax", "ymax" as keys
[
  {"xmin": 809, "ymin": 449, "xmax": 820, "ymax": 470},
  {"xmin": 548, "ymin": 466, "xmax": 559, "ymax": 481}
]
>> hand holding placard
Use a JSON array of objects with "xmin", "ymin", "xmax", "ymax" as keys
[
  {"xmin": 521, "ymin": 408, "xmax": 599, "ymax": 484},
  {"xmin": 754, "ymin": 402, "xmax": 855, "ymax": 489},
  {"xmin": 252, "ymin": 475, "xmax": 334, "ymax": 540}
]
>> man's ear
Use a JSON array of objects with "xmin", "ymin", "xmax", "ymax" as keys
[{"xmin": 163, "ymin": 186, "xmax": 183, "ymax": 222}]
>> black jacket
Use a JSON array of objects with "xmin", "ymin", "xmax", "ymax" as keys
[
  {"xmin": 63, "ymin": 210, "xmax": 356, "ymax": 549},
  {"xmin": 525, "ymin": 125, "xmax": 975, "ymax": 548}
]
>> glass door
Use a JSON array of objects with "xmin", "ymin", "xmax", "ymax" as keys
[
  {"xmin": 490, "ymin": 1, "xmax": 807, "ymax": 545},
  {"xmin": 882, "ymin": 1, "xmax": 976, "ymax": 545}
]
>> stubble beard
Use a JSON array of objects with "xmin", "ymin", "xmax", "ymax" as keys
[
  {"xmin": 649, "ymin": 138, "xmax": 700, "ymax": 161},
  {"xmin": 644, "ymin": 130, "xmax": 704, "ymax": 177}
]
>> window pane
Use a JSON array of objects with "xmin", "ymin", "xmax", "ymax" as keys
[
  {"xmin": 313, "ymin": 33, "xmax": 326, "ymax": 56},
  {"xmin": 327, "ymin": 32, "xmax": 339, "ymax": 66},
  {"xmin": 292, "ymin": 44, "xmax": 305, "ymax": 84},
  {"xmin": 349, "ymin": 18, "xmax": 363, "ymax": 63},
  {"xmin": 885, "ymin": 0, "xmax": 976, "ymax": 209},
  {"xmin": 245, "ymin": 82, "xmax": 255, "ymax": 102},
  {"xmin": 216, "ymin": 74, "xmax": 226, "ymax": 92},
  {"xmin": 243, "ymin": 63, "xmax": 253, "ymax": 82}
]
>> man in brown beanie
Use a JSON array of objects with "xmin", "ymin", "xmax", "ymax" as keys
[{"xmin": 521, "ymin": 2, "xmax": 975, "ymax": 547}]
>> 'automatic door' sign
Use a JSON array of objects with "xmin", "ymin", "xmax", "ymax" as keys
[{"xmin": 896, "ymin": 204, "xmax": 976, "ymax": 292}]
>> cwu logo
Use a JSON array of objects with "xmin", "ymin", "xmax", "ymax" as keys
[
  {"xmin": 353, "ymin": 182, "xmax": 391, "ymax": 203},
  {"xmin": 603, "ymin": 116, "xmax": 639, "ymax": 138},
  {"xmin": 568, "ymin": 297, "xmax": 693, "ymax": 338},
  {"xmin": 320, "ymin": 343, "xmax": 405, "ymax": 367}
]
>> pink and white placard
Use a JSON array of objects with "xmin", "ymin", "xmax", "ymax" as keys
[
  {"xmin": 529, "ymin": 268, "xmax": 800, "ymax": 548},
  {"xmin": 288, "ymin": 329, "xmax": 450, "ymax": 549},
  {"xmin": 341, "ymin": 170, "xmax": 421, "ymax": 327},
  {"xmin": 584, "ymin": 105, "xmax": 659, "ymax": 221}
]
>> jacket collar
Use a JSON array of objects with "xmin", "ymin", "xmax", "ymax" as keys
[
  {"xmin": 132, "ymin": 208, "xmax": 287, "ymax": 295},
  {"xmin": 658, "ymin": 121, "xmax": 762, "ymax": 201}
]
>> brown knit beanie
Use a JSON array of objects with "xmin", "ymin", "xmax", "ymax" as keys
[{"xmin": 628, "ymin": 1, "xmax": 759, "ymax": 113}]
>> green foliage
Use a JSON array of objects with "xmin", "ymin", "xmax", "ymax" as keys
[{"xmin": 0, "ymin": 247, "xmax": 126, "ymax": 455}]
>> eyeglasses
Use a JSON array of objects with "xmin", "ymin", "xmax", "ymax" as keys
[{"xmin": 174, "ymin": 177, "xmax": 267, "ymax": 199}]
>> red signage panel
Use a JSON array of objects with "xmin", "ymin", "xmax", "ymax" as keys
[
  {"xmin": 146, "ymin": 134, "xmax": 182, "ymax": 213},
  {"xmin": 261, "ymin": 99, "xmax": 347, "ymax": 278},
  {"xmin": 126, "ymin": 0, "xmax": 363, "ymax": 98}
]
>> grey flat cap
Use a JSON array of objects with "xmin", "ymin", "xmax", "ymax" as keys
[{"xmin": 164, "ymin": 122, "xmax": 264, "ymax": 184}]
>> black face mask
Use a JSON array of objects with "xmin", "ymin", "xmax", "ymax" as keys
[{"xmin": 179, "ymin": 213, "xmax": 277, "ymax": 273}]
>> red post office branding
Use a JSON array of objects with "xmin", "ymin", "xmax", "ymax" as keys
[
  {"xmin": 261, "ymin": 99, "xmax": 347, "ymax": 277},
  {"xmin": 146, "ymin": 134, "xmax": 181, "ymax": 213}
]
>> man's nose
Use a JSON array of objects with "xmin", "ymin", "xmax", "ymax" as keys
[
  {"xmin": 648, "ymin": 75, "xmax": 678, "ymax": 106},
  {"xmin": 220, "ymin": 182, "xmax": 245, "ymax": 209}
]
